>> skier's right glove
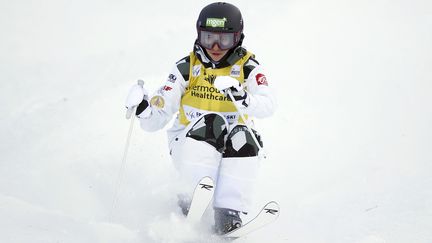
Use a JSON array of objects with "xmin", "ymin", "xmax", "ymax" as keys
[
  {"xmin": 214, "ymin": 76, "xmax": 250, "ymax": 109},
  {"xmin": 125, "ymin": 83, "xmax": 150, "ymax": 119}
]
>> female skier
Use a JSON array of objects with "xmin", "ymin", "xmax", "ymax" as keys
[{"xmin": 125, "ymin": 2, "xmax": 276, "ymax": 234}]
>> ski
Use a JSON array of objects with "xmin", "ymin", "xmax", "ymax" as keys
[
  {"xmin": 222, "ymin": 201, "xmax": 280, "ymax": 240},
  {"xmin": 186, "ymin": 176, "xmax": 215, "ymax": 224}
]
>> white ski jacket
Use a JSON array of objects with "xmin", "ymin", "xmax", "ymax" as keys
[{"xmin": 138, "ymin": 45, "xmax": 276, "ymax": 146}]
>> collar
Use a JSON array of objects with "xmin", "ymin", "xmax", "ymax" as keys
[{"xmin": 193, "ymin": 41, "xmax": 247, "ymax": 69}]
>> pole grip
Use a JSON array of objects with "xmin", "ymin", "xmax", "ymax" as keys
[{"xmin": 125, "ymin": 80, "xmax": 145, "ymax": 119}]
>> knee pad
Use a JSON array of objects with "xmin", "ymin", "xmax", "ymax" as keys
[
  {"xmin": 223, "ymin": 125, "xmax": 263, "ymax": 158},
  {"xmin": 186, "ymin": 113, "xmax": 228, "ymax": 152}
]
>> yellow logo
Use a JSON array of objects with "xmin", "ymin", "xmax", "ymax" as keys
[{"xmin": 150, "ymin": 95, "xmax": 165, "ymax": 109}]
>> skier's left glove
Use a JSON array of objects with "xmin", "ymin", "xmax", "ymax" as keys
[{"xmin": 214, "ymin": 76, "xmax": 249, "ymax": 108}]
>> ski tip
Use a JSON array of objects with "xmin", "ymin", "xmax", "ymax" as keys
[
  {"xmin": 198, "ymin": 176, "xmax": 214, "ymax": 186},
  {"xmin": 264, "ymin": 201, "xmax": 280, "ymax": 208}
]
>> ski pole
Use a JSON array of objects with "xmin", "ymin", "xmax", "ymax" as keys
[
  {"xmin": 226, "ymin": 90, "xmax": 267, "ymax": 159},
  {"xmin": 109, "ymin": 79, "xmax": 144, "ymax": 222}
]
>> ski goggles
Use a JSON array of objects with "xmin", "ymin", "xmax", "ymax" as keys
[{"xmin": 198, "ymin": 30, "xmax": 241, "ymax": 50}]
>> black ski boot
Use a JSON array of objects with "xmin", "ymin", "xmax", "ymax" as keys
[
  {"xmin": 177, "ymin": 194, "xmax": 191, "ymax": 216},
  {"xmin": 214, "ymin": 207, "xmax": 242, "ymax": 235}
]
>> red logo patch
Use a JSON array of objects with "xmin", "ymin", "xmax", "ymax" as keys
[
  {"xmin": 163, "ymin": 85, "xmax": 172, "ymax": 91},
  {"xmin": 255, "ymin": 73, "xmax": 268, "ymax": 86}
]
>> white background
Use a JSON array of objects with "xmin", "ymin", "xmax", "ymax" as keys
[{"xmin": 1, "ymin": 0, "xmax": 431, "ymax": 242}]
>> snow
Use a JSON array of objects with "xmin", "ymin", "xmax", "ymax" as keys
[{"xmin": 1, "ymin": 0, "xmax": 431, "ymax": 242}]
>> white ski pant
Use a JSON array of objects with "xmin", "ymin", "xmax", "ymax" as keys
[{"xmin": 169, "ymin": 113, "xmax": 261, "ymax": 213}]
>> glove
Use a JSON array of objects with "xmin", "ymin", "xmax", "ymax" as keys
[
  {"xmin": 214, "ymin": 76, "xmax": 249, "ymax": 108},
  {"xmin": 125, "ymin": 82, "xmax": 149, "ymax": 118}
]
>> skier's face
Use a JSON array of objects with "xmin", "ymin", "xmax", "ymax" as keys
[{"xmin": 205, "ymin": 44, "xmax": 229, "ymax": 62}]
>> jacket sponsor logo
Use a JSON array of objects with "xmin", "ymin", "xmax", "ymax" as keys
[
  {"xmin": 230, "ymin": 65, "xmax": 241, "ymax": 77},
  {"xmin": 187, "ymin": 85, "xmax": 229, "ymax": 101},
  {"xmin": 185, "ymin": 110, "xmax": 203, "ymax": 120},
  {"xmin": 163, "ymin": 85, "xmax": 172, "ymax": 91},
  {"xmin": 224, "ymin": 114, "xmax": 238, "ymax": 121},
  {"xmin": 204, "ymin": 74, "xmax": 217, "ymax": 85},
  {"xmin": 167, "ymin": 74, "xmax": 177, "ymax": 83},
  {"xmin": 206, "ymin": 18, "xmax": 227, "ymax": 28},
  {"xmin": 192, "ymin": 65, "xmax": 201, "ymax": 77},
  {"xmin": 255, "ymin": 73, "xmax": 268, "ymax": 86}
]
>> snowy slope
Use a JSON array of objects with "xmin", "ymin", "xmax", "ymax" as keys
[{"xmin": 1, "ymin": 0, "xmax": 431, "ymax": 243}]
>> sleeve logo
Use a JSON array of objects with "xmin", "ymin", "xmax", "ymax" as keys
[
  {"xmin": 167, "ymin": 74, "xmax": 177, "ymax": 83},
  {"xmin": 163, "ymin": 85, "xmax": 173, "ymax": 91},
  {"xmin": 150, "ymin": 95, "xmax": 165, "ymax": 109},
  {"xmin": 255, "ymin": 73, "xmax": 268, "ymax": 86}
]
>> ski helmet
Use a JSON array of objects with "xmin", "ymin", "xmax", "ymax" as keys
[{"xmin": 196, "ymin": 2, "xmax": 244, "ymax": 50}]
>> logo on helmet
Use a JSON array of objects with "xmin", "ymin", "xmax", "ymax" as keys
[{"xmin": 206, "ymin": 18, "xmax": 227, "ymax": 28}]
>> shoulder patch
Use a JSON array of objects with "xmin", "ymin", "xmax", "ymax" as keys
[
  {"xmin": 176, "ymin": 56, "xmax": 190, "ymax": 81},
  {"xmin": 248, "ymin": 57, "xmax": 260, "ymax": 65},
  {"xmin": 243, "ymin": 57, "xmax": 260, "ymax": 79},
  {"xmin": 226, "ymin": 47, "xmax": 248, "ymax": 65},
  {"xmin": 176, "ymin": 56, "xmax": 190, "ymax": 65}
]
